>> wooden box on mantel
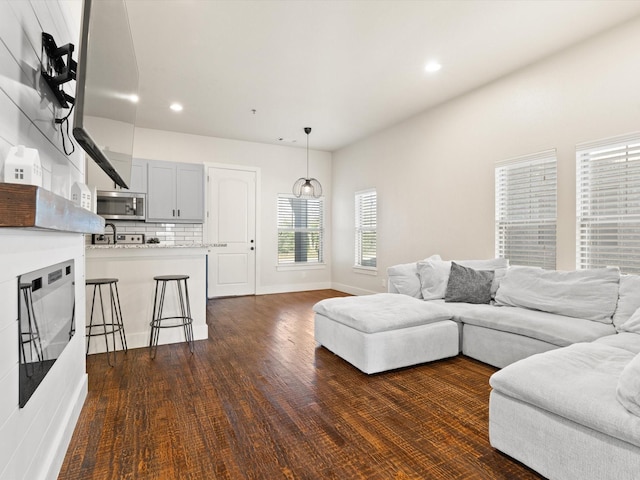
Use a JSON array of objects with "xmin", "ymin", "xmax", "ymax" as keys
[{"xmin": 0, "ymin": 184, "xmax": 104, "ymax": 234}]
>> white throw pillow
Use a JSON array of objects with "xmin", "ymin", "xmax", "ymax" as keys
[
  {"xmin": 613, "ymin": 275, "xmax": 640, "ymax": 330},
  {"xmin": 619, "ymin": 306, "xmax": 640, "ymax": 334},
  {"xmin": 417, "ymin": 258, "xmax": 452, "ymax": 300},
  {"xmin": 494, "ymin": 266, "xmax": 620, "ymax": 323},
  {"xmin": 417, "ymin": 257, "xmax": 509, "ymax": 300},
  {"xmin": 387, "ymin": 254, "xmax": 441, "ymax": 298},
  {"xmin": 617, "ymin": 352, "xmax": 640, "ymax": 417}
]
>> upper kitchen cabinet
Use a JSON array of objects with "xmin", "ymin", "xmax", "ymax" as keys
[
  {"xmin": 147, "ymin": 160, "xmax": 204, "ymax": 223},
  {"xmin": 86, "ymin": 157, "xmax": 147, "ymax": 193}
]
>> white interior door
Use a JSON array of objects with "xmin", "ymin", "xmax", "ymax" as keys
[{"xmin": 207, "ymin": 167, "xmax": 257, "ymax": 298}]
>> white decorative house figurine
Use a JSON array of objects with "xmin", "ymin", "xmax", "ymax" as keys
[
  {"xmin": 71, "ymin": 182, "xmax": 92, "ymax": 210},
  {"xmin": 3, "ymin": 145, "xmax": 43, "ymax": 187}
]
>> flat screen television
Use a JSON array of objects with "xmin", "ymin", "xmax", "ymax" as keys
[{"xmin": 73, "ymin": 0, "xmax": 139, "ymax": 189}]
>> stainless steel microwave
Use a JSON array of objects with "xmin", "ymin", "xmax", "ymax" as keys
[{"xmin": 96, "ymin": 191, "xmax": 145, "ymax": 220}]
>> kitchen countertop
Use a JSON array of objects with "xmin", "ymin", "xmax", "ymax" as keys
[{"xmin": 86, "ymin": 243, "xmax": 212, "ymax": 249}]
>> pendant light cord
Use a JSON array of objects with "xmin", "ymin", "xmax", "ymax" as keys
[{"xmin": 306, "ymin": 131, "xmax": 310, "ymax": 178}]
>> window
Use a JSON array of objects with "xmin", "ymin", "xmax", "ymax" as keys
[
  {"xmin": 277, "ymin": 195, "xmax": 324, "ymax": 265},
  {"xmin": 495, "ymin": 150, "xmax": 557, "ymax": 269},
  {"xmin": 355, "ymin": 189, "xmax": 377, "ymax": 269},
  {"xmin": 577, "ymin": 133, "xmax": 640, "ymax": 273}
]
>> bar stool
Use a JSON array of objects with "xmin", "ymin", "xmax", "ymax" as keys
[
  {"xmin": 149, "ymin": 275, "xmax": 194, "ymax": 359},
  {"xmin": 86, "ymin": 278, "xmax": 128, "ymax": 366},
  {"xmin": 19, "ymin": 283, "xmax": 44, "ymax": 376}
]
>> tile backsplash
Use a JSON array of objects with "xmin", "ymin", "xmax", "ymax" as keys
[{"xmin": 93, "ymin": 221, "xmax": 204, "ymax": 245}]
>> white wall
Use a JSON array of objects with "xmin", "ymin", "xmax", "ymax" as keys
[
  {"xmin": 0, "ymin": 1, "xmax": 87, "ymax": 479},
  {"xmin": 331, "ymin": 16, "xmax": 640, "ymax": 295},
  {"xmin": 133, "ymin": 128, "xmax": 333, "ymax": 294}
]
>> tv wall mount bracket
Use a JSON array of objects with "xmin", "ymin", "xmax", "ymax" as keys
[{"xmin": 41, "ymin": 32, "xmax": 76, "ymax": 109}]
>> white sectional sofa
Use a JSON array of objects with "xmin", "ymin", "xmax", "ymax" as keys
[{"xmin": 313, "ymin": 255, "xmax": 640, "ymax": 480}]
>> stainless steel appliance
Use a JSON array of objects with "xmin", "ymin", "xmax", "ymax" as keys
[
  {"xmin": 96, "ymin": 191, "xmax": 145, "ymax": 220},
  {"xmin": 91, "ymin": 233, "xmax": 145, "ymax": 245}
]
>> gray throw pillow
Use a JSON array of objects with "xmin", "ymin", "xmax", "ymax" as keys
[{"xmin": 444, "ymin": 262, "xmax": 494, "ymax": 304}]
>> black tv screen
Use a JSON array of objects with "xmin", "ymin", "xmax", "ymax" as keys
[{"xmin": 73, "ymin": 0, "xmax": 138, "ymax": 189}]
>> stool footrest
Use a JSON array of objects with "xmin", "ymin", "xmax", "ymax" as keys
[
  {"xmin": 86, "ymin": 323, "xmax": 126, "ymax": 337},
  {"xmin": 150, "ymin": 316, "xmax": 193, "ymax": 328}
]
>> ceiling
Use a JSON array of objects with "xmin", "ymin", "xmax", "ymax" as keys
[{"xmin": 120, "ymin": 0, "xmax": 640, "ymax": 152}]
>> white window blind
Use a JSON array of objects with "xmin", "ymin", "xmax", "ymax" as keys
[
  {"xmin": 277, "ymin": 195, "xmax": 324, "ymax": 264},
  {"xmin": 355, "ymin": 189, "xmax": 377, "ymax": 268},
  {"xmin": 577, "ymin": 133, "xmax": 640, "ymax": 273},
  {"xmin": 495, "ymin": 150, "xmax": 557, "ymax": 269}
]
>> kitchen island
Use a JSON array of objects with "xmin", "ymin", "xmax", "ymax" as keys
[{"xmin": 85, "ymin": 244, "xmax": 209, "ymax": 353}]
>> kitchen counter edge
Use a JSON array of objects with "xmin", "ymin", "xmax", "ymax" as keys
[{"xmin": 86, "ymin": 243, "xmax": 213, "ymax": 250}]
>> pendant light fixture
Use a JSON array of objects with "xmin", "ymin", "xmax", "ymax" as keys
[{"xmin": 293, "ymin": 127, "xmax": 322, "ymax": 198}]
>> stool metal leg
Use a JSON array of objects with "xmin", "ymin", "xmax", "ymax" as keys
[
  {"xmin": 149, "ymin": 280, "xmax": 163, "ymax": 359},
  {"xmin": 97, "ymin": 284, "xmax": 115, "ymax": 367},
  {"xmin": 151, "ymin": 280, "xmax": 168, "ymax": 358},
  {"xmin": 181, "ymin": 278, "xmax": 194, "ymax": 353},
  {"xmin": 111, "ymin": 282, "xmax": 128, "ymax": 352},
  {"xmin": 177, "ymin": 279, "xmax": 193, "ymax": 353},
  {"xmin": 86, "ymin": 285, "xmax": 99, "ymax": 356}
]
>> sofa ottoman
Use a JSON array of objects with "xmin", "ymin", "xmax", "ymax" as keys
[
  {"xmin": 313, "ymin": 293, "xmax": 458, "ymax": 374},
  {"xmin": 489, "ymin": 342, "xmax": 640, "ymax": 480}
]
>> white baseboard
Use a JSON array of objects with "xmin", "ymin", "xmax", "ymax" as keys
[
  {"xmin": 330, "ymin": 283, "xmax": 378, "ymax": 296},
  {"xmin": 87, "ymin": 324, "xmax": 209, "ymax": 353},
  {"xmin": 256, "ymin": 282, "xmax": 332, "ymax": 295},
  {"xmin": 44, "ymin": 373, "xmax": 88, "ymax": 480}
]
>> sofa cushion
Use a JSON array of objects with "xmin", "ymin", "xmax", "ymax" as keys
[
  {"xmin": 619, "ymin": 306, "xmax": 640, "ymax": 334},
  {"xmin": 387, "ymin": 255, "xmax": 440, "ymax": 298},
  {"xmin": 613, "ymin": 274, "xmax": 640, "ymax": 330},
  {"xmin": 428, "ymin": 299, "xmax": 487, "ymax": 322},
  {"xmin": 490, "ymin": 342, "xmax": 640, "ymax": 448},
  {"xmin": 595, "ymin": 333, "xmax": 640, "ymax": 355},
  {"xmin": 617, "ymin": 352, "xmax": 640, "ymax": 417},
  {"xmin": 458, "ymin": 304, "xmax": 615, "ymax": 347},
  {"xmin": 417, "ymin": 257, "xmax": 508, "ymax": 300},
  {"xmin": 494, "ymin": 266, "xmax": 620, "ymax": 323},
  {"xmin": 313, "ymin": 293, "xmax": 451, "ymax": 334},
  {"xmin": 444, "ymin": 262, "xmax": 494, "ymax": 304}
]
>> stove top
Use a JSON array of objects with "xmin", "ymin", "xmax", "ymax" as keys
[{"xmin": 91, "ymin": 233, "xmax": 145, "ymax": 245}]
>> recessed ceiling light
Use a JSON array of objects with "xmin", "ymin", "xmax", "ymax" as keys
[
  {"xmin": 424, "ymin": 61, "xmax": 442, "ymax": 73},
  {"xmin": 170, "ymin": 103, "xmax": 183, "ymax": 112}
]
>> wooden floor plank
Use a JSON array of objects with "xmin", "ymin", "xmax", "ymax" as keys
[{"xmin": 58, "ymin": 290, "xmax": 543, "ymax": 480}]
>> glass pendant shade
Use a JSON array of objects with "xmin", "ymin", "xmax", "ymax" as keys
[{"xmin": 293, "ymin": 127, "xmax": 322, "ymax": 198}]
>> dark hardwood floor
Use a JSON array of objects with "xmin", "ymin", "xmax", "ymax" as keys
[{"xmin": 58, "ymin": 290, "xmax": 543, "ymax": 480}]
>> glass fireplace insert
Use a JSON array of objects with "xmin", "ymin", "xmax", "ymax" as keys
[{"xmin": 18, "ymin": 259, "xmax": 75, "ymax": 408}]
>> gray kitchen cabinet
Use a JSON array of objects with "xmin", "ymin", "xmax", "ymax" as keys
[
  {"xmin": 128, "ymin": 159, "xmax": 148, "ymax": 193},
  {"xmin": 147, "ymin": 160, "xmax": 204, "ymax": 223},
  {"xmin": 86, "ymin": 157, "xmax": 147, "ymax": 193}
]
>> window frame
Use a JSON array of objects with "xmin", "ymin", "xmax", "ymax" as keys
[
  {"xmin": 354, "ymin": 188, "xmax": 377, "ymax": 273},
  {"xmin": 495, "ymin": 150, "xmax": 557, "ymax": 269},
  {"xmin": 576, "ymin": 132, "xmax": 640, "ymax": 273},
  {"xmin": 276, "ymin": 194, "xmax": 325, "ymax": 269}
]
